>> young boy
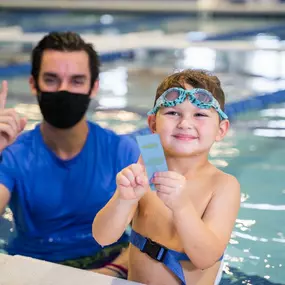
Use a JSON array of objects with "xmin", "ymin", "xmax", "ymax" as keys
[{"xmin": 92, "ymin": 69, "xmax": 241, "ymax": 285}]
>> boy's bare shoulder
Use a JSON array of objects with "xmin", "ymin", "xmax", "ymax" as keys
[{"xmin": 212, "ymin": 167, "xmax": 240, "ymax": 195}]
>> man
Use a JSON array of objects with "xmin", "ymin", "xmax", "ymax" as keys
[{"xmin": 0, "ymin": 31, "xmax": 140, "ymax": 278}]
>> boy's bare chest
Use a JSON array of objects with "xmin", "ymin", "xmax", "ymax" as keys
[{"xmin": 134, "ymin": 179, "xmax": 215, "ymax": 251}]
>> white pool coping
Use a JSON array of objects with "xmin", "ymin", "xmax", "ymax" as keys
[
  {"xmin": 1, "ymin": 27, "xmax": 285, "ymax": 54},
  {"xmin": 0, "ymin": 253, "xmax": 144, "ymax": 285}
]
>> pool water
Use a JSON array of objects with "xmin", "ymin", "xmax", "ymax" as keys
[{"xmin": 216, "ymin": 114, "xmax": 285, "ymax": 284}]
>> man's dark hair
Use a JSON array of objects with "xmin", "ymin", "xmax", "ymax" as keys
[{"xmin": 31, "ymin": 31, "xmax": 100, "ymax": 89}]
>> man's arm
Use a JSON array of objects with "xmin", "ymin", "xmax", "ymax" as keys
[
  {"xmin": 0, "ymin": 80, "xmax": 26, "ymax": 214},
  {"xmin": 0, "ymin": 184, "xmax": 11, "ymax": 215}
]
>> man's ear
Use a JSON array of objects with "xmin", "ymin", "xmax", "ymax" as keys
[
  {"xmin": 215, "ymin": 119, "xmax": 230, "ymax": 142},
  {"xmin": 147, "ymin": 115, "xmax": 157, "ymax": 133},
  {"xmin": 29, "ymin": 76, "xmax": 38, "ymax": 96},
  {"xmin": 90, "ymin": 80, "xmax": 99, "ymax": 98}
]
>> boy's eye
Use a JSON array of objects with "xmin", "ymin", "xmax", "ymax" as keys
[
  {"xmin": 195, "ymin": 113, "xmax": 208, "ymax": 117},
  {"xmin": 165, "ymin": 111, "xmax": 180, "ymax": 116}
]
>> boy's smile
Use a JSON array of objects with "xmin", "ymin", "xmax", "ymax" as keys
[{"xmin": 172, "ymin": 133, "xmax": 198, "ymax": 141}]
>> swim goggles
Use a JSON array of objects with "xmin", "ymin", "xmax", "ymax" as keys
[{"xmin": 147, "ymin": 87, "xmax": 228, "ymax": 120}]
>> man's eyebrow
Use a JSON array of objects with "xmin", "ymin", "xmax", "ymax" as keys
[
  {"xmin": 42, "ymin": 72, "xmax": 58, "ymax": 77},
  {"xmin": 71, "ymin": 74, "xmax": 87, "ymax": 79},
  {"xmin": 42, "ymin": 73, "xmax": 87, "ymax": 79}
]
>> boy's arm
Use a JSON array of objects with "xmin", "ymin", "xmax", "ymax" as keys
[
  {"xmin": 173, "ymin": 175, "xmax": 240, "ymax": 270},
  {"xmin": 92, "ymin": 190, "xmax": 138, "ymax": 247},
  {"xmin": 93, "ymin": 158, "xmax": 147, "ymax": 247}
]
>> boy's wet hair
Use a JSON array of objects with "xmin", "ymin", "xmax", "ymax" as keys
[
  {"xmin": 154, "ymin": 69, "xmax": 225, "ymax": 111},
  {"xmin": 31, "ymin": 31, "xmax": 100, "ymax": 89}
]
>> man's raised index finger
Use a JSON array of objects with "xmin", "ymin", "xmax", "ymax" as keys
[{"xmin": 0, "ymin": 80, "xmax": 8, "ymax": 109}]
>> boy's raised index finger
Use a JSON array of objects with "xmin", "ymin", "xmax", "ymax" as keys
[
  {"xmin": 137, "ymin": 156, "xmax": 146, "ymax": 171},
  {"xmin": 0, "ymin": 80, "xmax": 8, "ymax": 109},
  {"xmin": 137, "ymin": 155, "xmax": 144, "ymax": 166}
]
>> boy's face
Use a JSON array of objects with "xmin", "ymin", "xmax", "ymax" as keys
[
  {"xmin": 29, "ymin": 50, "xmax": 98, "ymax": 97},
  {"xmin": 148, "ymin": 83, "xmax": 229, "ymax": 157}
]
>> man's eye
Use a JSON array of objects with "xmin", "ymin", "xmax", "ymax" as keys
[
  {"xmin": 45, "ymin": 78, "xmax": 56, "ymax": 83},
  {"xmin": 73, "ymin": 79, "xmax": 84, "ymax": 85}
]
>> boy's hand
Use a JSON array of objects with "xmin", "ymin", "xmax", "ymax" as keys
[
  {"xmin": 152, "ymin": 171, "xmax": 189, "ymax": 212},
  {"xmin": 116, "ymin": 163, "xmax": 148, "ymax": 202},
  {"xmin": 0, "ymin": 80, "xmax": 27, "ymax": 152}
]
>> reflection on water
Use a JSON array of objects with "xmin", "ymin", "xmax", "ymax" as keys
[
  {"xmin": 91, "ymin": 110, "xmax": 145, "ymax": 134},
  {"xmin": 13, "ymin": 101, "xmax": 147, "ymax": 134}
]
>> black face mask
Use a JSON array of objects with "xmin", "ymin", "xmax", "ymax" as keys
[{"xmin": 37, "ymin": 90, "xmax": 91, "ymax": 129}]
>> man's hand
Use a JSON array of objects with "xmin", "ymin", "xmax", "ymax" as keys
[{"xmin": 0, "ymin": 80, "xmax": 27, "ymax": 151}]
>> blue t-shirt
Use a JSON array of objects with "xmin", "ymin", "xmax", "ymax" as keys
[{"xmin": 0, "ymin": 121, "xmax": 140, "ymax": 262}]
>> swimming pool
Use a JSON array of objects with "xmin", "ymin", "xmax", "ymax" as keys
[
  {"xmin": 0, "ymin": 10, "xmax": 284, "ymax": 285},
  {"xmin": 0, "ymin": 56, "xmax": 285, "ymax": 285}
]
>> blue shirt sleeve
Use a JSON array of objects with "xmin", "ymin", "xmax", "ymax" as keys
[
  {"xmin": 0, "ymin": 149, "xmax": 16, "ymax": 192},
  {"xmin": 116, "ymin": 135, "xmax": 140, "ymax": 172}
]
